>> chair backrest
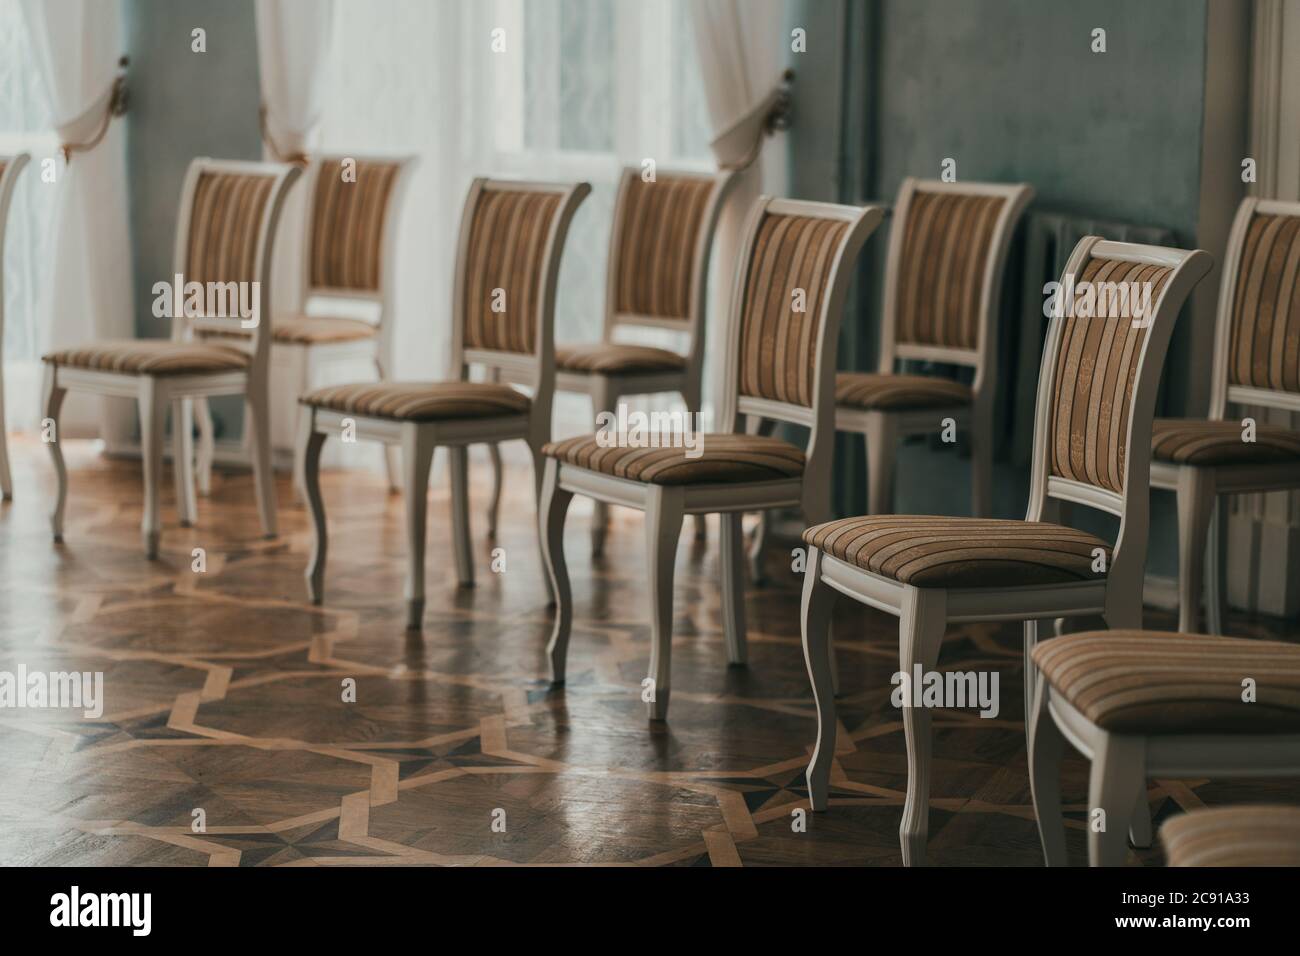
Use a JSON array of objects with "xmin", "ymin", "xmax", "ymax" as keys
[
  {"xmin": 1209, "ymin": 197, "xmax": 1300, "ymax": 416},
  {"xmin": 603, "ymin": 166, "xmax": 736, "ymax": 392},
  {"xmin": 1026, "ymin": 237, "xmax": 1212, "ymax": 579},
  {"xmin": 878, "ymin": 178, "xmax": 1034, "ymax": 398},
  {"xmin": 449, "ymin": 178, "xmax": 591, "ymax": 436},
  {"xmin": 0, "ymin": 153, "xmax": 31, "ymax": 339},
  {"xmin": 171, "ymin": 157, "xmax": 302, "ymax": 378}
]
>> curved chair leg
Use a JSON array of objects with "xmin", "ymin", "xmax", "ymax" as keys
[
  {"xmin": 138, "ymin": 379, "xmax": 167, "ymax": 559},
  {"xmin": 486, "ymin": 443, "xmax": 504, "ymax": 538},
  {"xmin": 194, "ymin": 396, "xmax": 214, "ymax": 497},
  {"xmin": 42, "ymin": 367, "xmax": 68, "ymax": 540},
  {"xmin": 0, "ymin": 379, "xmax": 12, "ymax": 501},
  {"xmin": 645, "ymin": 485, "xmax": 684, "ymax": 721},
  {"xmin": 898, "ymin": 586, "xmax": 946, "ymax": 866},
  {"xmin": 802, "ymin": 548, "xmax": 839, "ymax": 810},
  {"xmin": 745, "ymin": 417, "xmax": 776, "ymax": 584},
  {"xmin": 245, "ymin": 390, "xmax": 278, "ymax": 539},
  {"xmin": 400, "ymin": 425, "xmax": 436, "ymax": 630},
  {"xmin": 1087, "ymin": 732, "xmax": 1145, "ymax": 866},
  {"xmin": 589, "ymin": 380, "xmax": 615, "ymax": 556},
  {"xmin": 865, "ymin": 413, "xmax": 898, "ymax": 515},
  {"xmin": 1174, "ymin": 466, "xmax": 1214, "ymax": 633},
  {"xmin": 529, "ymin": 442, "xmax": 555, "ymax": 603},
  {"xmin": 1022, "ymin": 618, "xmax": 1049, "ymax": 729},
  {"xmin": 376, "ymin": 358, "xmax": 400, "ymax": 494},
  {"xmin": 299, "ymin": 411, "xmax": 328, "ymax": 604},
  {"xmin": 719, "ymin": 511, "xmax": 748, "ymax": 665},
  {"xmin": 448, "ymin": 444, "xmax": 474, "ymax": 588},
  {"xmin": 1028, "ymin": 683, "xmax": 1069, "ymax": 866},
  {"xmin": 173, "ymin": 398, "xmax": 197, "ymax": 527},
  {"xmin": 1128, "ymin": 786, "xmax": 1153, "ymax": 849},
  {"xmin": 290, "ymin": 402, "xmax": 308, "ymax": 506},
  {"xmin": 1204, "ymin": 494, "xmax": 1227, "ymax": 635},
  {"xmin": 540, "ymin": 459, "xmax": 575, "ymax": 681}
]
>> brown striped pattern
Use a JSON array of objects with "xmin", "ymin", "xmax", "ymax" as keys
[
  {"xmin": 308, "ymin": 158, "xmax": 401, "ymax": 292},
  {"xmin": 1228, "ymin": 213, "xmax": 1300, "ymax": 393},
  {"xmin": 185, "ymin": 171, "xmax": 277, "ymax": 287},
  {"xmin": 1162, "ymin": 807, "xmax": 1300, "ymax": 867},
  {"xmin": 1152, "ymin": 418, "xmax": 1300, "ymax": 466},
  {"xmin": 301, "ymin": 381, "xmax": 530, "ymax": 422},
  {"xmin": 894, "ymin": 190, "xmax": 1007, "ymax": 350},
  {"xmin": 543, "ymin": 433, "xmax": 804, "ymax": 486},
  {"xmin": 1049, "ymin": 256, "xmax": 1174, "ymax": 493},
  {"xmin": 555, "ymin": 343, "xmax": 686, "ymax": 374},
  {"xmin": 272, "ymin": 314, "xmax": 378, "ymax": 345},
  {"xmin": 1033, "ymin": 630, "xmax": 1300, "ymax": 734},
  {"xmin": 737, "ymin": 213, "xmax": 850, "ymax": 407},
  {"xmin": 835, "ymin": 371, "xmax": 972, "ymax": 410},
  {"xmin": 462, "ymin": 188, "xmax": 564, "ymax": 355},
  {"xmin": 612, "ymin": 174, "xmax": 714, "ymax": 320},
  {"xmin": 804, "ymin": 515, "xmax": 1110, "ymax": 588},
  {"xmin": 42, "ymin": 340, "xmax": 250, "ymax": 376}
]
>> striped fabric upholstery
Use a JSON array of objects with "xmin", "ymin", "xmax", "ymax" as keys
[
  {"xmin": 1049, "ymin": 255, "xmax": 1174, "ymax": 493},
  {"xmin": 804, "ymin": 515, "xmax": 1110, "ymax": 588},
  {"xmin": 737, "ymin": 212, "xmax": 850, "ymax": 407},
  {"xmin": 894, "ymin": 189, "xmax": 1007, "ymax": 350},
  {"xmin": 1228, "ymin": 212, "xmax": 1300, "ymax": 393},
  {"xmin": 1152, "ymin": 418, "xmax": 1300, "ymax": 466},
  {"xmin": 835, "ymin": 371, "xmax": 972, "ymax": 410},
  {"xmin": 1032, "ymin": 630, "xmax": 1300, "ymax": 734},
  {"xmin": 43, "ymin": 340, "xmax": 250, "ymax": 376},
  {"xmin": 301, "ymin": 381, "xmax": 529, "ymax": 422},
  {"xmin": 1162, "ymin": 807, "xmax": 1300, "ymax": 867},
  {"xmin": 308, "ymin": 158, "xmax": 401, "ymax": 292},
  {"xmin": 543, "ymin": 433, "xmax": 804, "ymax": 486},
  {"xmin": 186, "ymin": 171, "xmax": 277, "ymax": 288},
  {"xmin": 272, "ymin": 314, "xmax": 378, "ymax": 345},
  {"xmin": 461, "ymin": 188, "xmax": 564, "ymax": 355},
  {"xmin": 612, "ymin": 174, "xmax": 714, "ymax": 321},
  {"xmin": 555, "ymin": 342, "xmax": 686, "ymax": 375}
]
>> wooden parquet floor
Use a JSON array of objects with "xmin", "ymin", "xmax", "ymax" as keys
[{"xmin": 1, "ymin": 436, "xmax": 1296, "ymax": 866}]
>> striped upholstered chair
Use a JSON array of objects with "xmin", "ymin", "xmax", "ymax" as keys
[
  {"xmin": 41, "ymin": 158, "xmax": 301, "ymax": 558},
  {"xmin": 1031, "ymin": 631, "xmax": 1300, "ymax": 866},
  {"xmin": 800, "ymin": 238, "xmax": 1212, "ymax": 864},
  {"xmin": 298, "ymin": 178, "xmax": 589, "ymax": 629},
  {"xmin": 1149, "ymin": 197, "xmax": 1300, "ymax": 634},
  {"xmin": 486, "ymin": 166, "xmax": 735, "ymax": 552},
  {"xmin": 1161, "ymin": 805, "xmax": 1300, "ymax": 866},
  {"xmin": 539, "ymin": 197, "xmax": 884, "ymax": 720},
  {"xmin": 0, "ymin": 152, "xmax": 30, "ymax": 501}
]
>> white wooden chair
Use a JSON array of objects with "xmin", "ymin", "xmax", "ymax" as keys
[
  {"xmin": 0, "ymin": 152, "xmax": 30, "ymax": 501},
  {"xmin": 799, "ymin": 238, "xmax": 1212, "ymax": 864},
  {"xmin": 1149, "ymin": 197, "xmax": 1300, "ymax": 633},
  {"xmin": 41, "ymin": 158, "xmax": 301, "ymax": 557},
  {"xmin": 299, "ymin": 178, "xmax": 590, "ymax": 629},
  {"xmin": 540, "ymin": 197, "xmax": 884, "ymax": 720},
  {"xmin": 486, "ymin": 166, "xmax": 736, "ymax": 553}
]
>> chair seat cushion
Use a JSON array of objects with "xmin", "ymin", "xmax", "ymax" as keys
[
  {"xmin": 542, "ymin": 433, "xmax": 804, "ymax": 486},
  {"xmin": 1152, "ymin": 418, "xmax": 1300, "ymax": 466},
  {"xmin": 555, "ymin": 343, "xmax": 687, "ymax": 375},
  {"xmin": 835, "ymin": 372, "xmax": 972, "ymax": 411},
  {"xmin": 1161, "ymin": 806, "xmax": 1300, "ymax": 867},
  {"xmin": 273, "ymin": 314, "xmax": 378, "ymax": 345},
  {"xmin": 301, "ymin": 381, "xmax": 530, "ymax": 422},
  {"xmin": 43, "ymin": 340, "xmax": 250, "ymax": 376},
  {"xmin": 803, "ymin": 515, "xmax": 1110, "ymax": 588},
  {"xmin": 1032, "ymin": 630, "xmax": 1300, "ymax": 734}
]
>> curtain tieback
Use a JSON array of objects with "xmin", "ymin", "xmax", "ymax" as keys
[
  {"xmin": 713, "ymin": 69, "xmax": 795, "ymax": 173},
  {"xmin": 258, "ymin": 105, "xmax": 311, "ymax": 166},
  {"xmin": 58, "ymin": 57, "xmax": 129, "ymax": 165}
]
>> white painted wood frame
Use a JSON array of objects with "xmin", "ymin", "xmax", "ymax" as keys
[{"xmin": 0, "ymin": 152, "xmax": 30, "ymax": 501}]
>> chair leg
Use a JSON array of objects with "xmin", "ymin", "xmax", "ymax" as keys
[
  {"xmin": 1087, "ymin": 732, "xmax": 1145, "ymax": 866},
  {"xmin": 1205, "ymin": 494, "xmax": 1227, "ymax": 635},
  {"xmin": 590, "ymin": 379, "xmax": 615, "ymax": 556},
  {"xmin": 865, "ymin": 414, "xmax": 897, "ymax": 515},
  {"xmin": 400, "ymin": 425, "xmax": 436, "ymax": 630},
  {"xmin": 898, "ymin": 586, "xmax": 946, "ymax": 866},
  {"xmin": 172, "ymin": 398, "xmax": 197, "ymax": 526},
  {"xmin": 644, "ymin": 485, "xmax": 684, "ymax": 721},
  {"xmin": 42, "ymin": 366, "xmax": 68, "ymax": 541},
  {"xmin": 194, "ymin": 396, "xmax": 214, "ymax": 497},
  {"xmin": 1128, "ymin": 786, "xmax": 1153, "ymax": 849},
  {"xmin": 529, "ymin": 441, "xmax": 555, "ymax": 604},
  {"xmin": 376, "ymin": 358, "xmax": 400, "ymax": 493},
  {"xmin": 299, "ymin": 411, "xmax": 328, "ymax": 604},
  {"xmin": 1022, "ymin": 618, "xmax": 1051, "ymax": 730},
  {"xmin": 1174, "ymin": 467, "xmax": 1214, "ymax": 632},
  {"xmin": 486, "ymin": 443, "xmax": 504, "ymax": 538},
  {"xmin": 448, "ymin": 444, "xmax": 474, "ymax": 588},
  {"xmin": 801, "ymin": 548, "xmax": 838, "ymax": 811},
  {"xmin": 0, "ymin": 377, "xmax": 12, "ymax": 501},
  {"xmin": 291, "ymin": 401, "xmax": 308, "ymax": 506},
  {"xmin": 745, "ymin": 416, "xmax": 775, "ymax": 583},
  {"xmin": 540, "ymin": 459, "xmax": 575, "ymax": 681},
  {"xmin": 244, "ymin": 390, "xmax": 278, "ymax": 539},
  {"xmin": 1028, "ymin": 682, "xmax": 1069, "ymax": 866},
  {"xmin": 720, "ymin": 512, "xmax": 748, "ymax": 665},
  {"xmin": 138, "ymin": 379, "xmax": 166, "ymax": 559}
]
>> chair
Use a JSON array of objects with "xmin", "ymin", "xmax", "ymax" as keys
[
  {"xmin": 540, "ymin": 197, "xmax": 884, "ymax": 720},
  {"xmin": 1031, "ymin": 631, "xmax": 1300, "ymax": 866},
  {"xmin": 1161, "ymin": 805, "xmax": 1300, "ymax": 866},
  {"xmin": 486, "ymin": 166, "xmax": 735, "ymax": 553},
  {"xmin": 192, "ymin": 153, "xmax": 415, "ymax": 500},
  {"xmin": 299, "ymin": 178, "xmax": 590, "ymax": 629},
  {"xmin": 42, "ymin": 158, "xmax": 300, "ymax": 557},
  {"xmin": 1149, "ymin": 198, "xmax": 1300, "ymax": 634},
  {"xmin": 799, "ymin": 238, "xmax": 1212, "ymax": 864},
  {"xmin": 0, "ymin": 152, "xmax": 30, "ymax": 501}
]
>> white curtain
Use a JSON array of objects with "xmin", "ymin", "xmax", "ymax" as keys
[{"xmin": 19, "ymin": 0, "xmax": 133, "ymax": 442}]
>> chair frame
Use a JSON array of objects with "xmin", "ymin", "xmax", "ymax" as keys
[
  {"xmin": 42, "ymin": 157, "xmax": 301, "ymax": 558},
  {"xmin": 540, "ymin": 197, "xmax": 885, "ymax": 720},
  {"xmin": 300, "ymin": 177, "xmax": 590, "ymax": 629},
  {"xmin": 800, "ymin": 238, "xmax": 1212, "ymax": 865},
  {"xmin": 0, "ymin": 152, "xmax": 30, "ymax": 501},
  {"xmin": 486, "ymin": 166, "xmax": 737, "ymax": 552},
  {"xmin": 1150, "ymin": 197, "xmax": 1300, "ymax": 634}
]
